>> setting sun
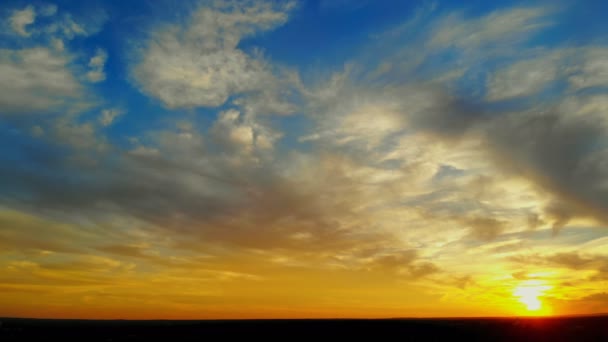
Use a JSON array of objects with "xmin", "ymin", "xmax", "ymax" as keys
[{"xmin": 513, "ymin": 281, "xmax": 552, "ymax": 314}]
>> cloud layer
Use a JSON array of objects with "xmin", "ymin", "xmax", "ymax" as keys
[{"xmin": 0, "ymin": 1, "xmax": 607, "ymax": 319}]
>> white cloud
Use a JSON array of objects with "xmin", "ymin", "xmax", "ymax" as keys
[
  {"xmin": 44, "ymin": 13, "xmax": 88, "ymax": 39},
  {"xmin": 211, "ymin": 109, "xmax": 281, "ymax": 154},
  {"xmin": 429, "ymin": 7, "xmax": 550, "ymax": 51},
  {"xmin": 487, "ymin": 58, "xmax": 558, "ymax": 100},
  {"xmin": 132, "ymin": 1, "xmax": 295, "ymax": 109},
  {"xmin": 7, "ymin": 4, "xmax": 106, "ymax": 41},
  {"xmin": 51, "ymin": 38, "xmax": 65, "ymax": 51},
  {"xmin": 569, "ymin": 48, "xmax": 608, "ymax": 90},
  {"xmin": 213, "ymin": 109, "xmax": 255, "ymax": 153},
  {"xmin": 40, "ymin": 4, "xmax": 58, "ymax": 17},
  {"xmin": 99, "ymin": 108, "xmax": 124, "ymax": 126},
  {"xmin": 9, "ymin": 5, "xmax": 36, "ymax": 37},
  {"xmin": 86, "ymin": 48, "xmax": 108, "ymax": 83},
  {"xmin": 0, "ymin": 48, "xmax": 81, "ymax": 114}
]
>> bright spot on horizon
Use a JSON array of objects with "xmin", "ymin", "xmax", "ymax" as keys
[{"xmin": 513, "ymin": 280, "xmax": 551, "ymax": 313}]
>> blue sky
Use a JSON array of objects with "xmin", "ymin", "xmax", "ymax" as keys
[{"xmin": 1, "ymin": 0, "xmax": 608, "ymax": 318}]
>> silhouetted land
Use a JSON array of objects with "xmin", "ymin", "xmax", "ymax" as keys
[{"xmin": 1, "ymin": 315, "xmax": 607, "ymax": 341}]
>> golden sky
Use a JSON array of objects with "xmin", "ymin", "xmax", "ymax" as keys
[{"xmin": 1, "ymin": 0, "xmax": 607, "ymax": 319}]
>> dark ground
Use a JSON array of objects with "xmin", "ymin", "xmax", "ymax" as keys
[{"xmin": 1, "ymin": 315, "xmax": 607, "ymax": 341}]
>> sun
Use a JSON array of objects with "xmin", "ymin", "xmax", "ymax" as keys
[{"xmin": 513, "ymin": 280, "xmax": 551, "ymax": 314}]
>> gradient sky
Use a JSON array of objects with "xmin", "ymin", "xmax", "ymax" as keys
[{"xmin": 1, "ymin": 0, "xmax": 608, "ymax": 319}]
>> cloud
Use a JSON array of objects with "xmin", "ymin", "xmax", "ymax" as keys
[
  {"xmin": 2, "ymin": 2, "xmax": 608, "ymax": 317},
  {"xmin": 510, "ymin": 252, "xmax": 608, "ymax": 281},
  {"xmin": 132, "ymin": 1, "xmax": 295, "ymax": 109},
  {"xmin": 43, "ymin": 11, "xmax": 106, "ymax": 40},
  {"xmin": 359, "ymin": 249, "xmax": 440, "ymax": 279},
  {"xmin": 569, "ymin": 48, "xmax": 608, "ymax": 90},
  {"xmin": 487, "ymin": 58, "xmax": 558, "ymax": 100},
  {"xmin": 86, "ymin": 48, "xmax": 107, "ymax": 83},
  {"xmin": 99, "ymin": 108, "xmax": 123, "ymax": 127},
  {"xmin": 212, "ymin": 109, "xmax": 255, "ymax": 154},
  {"xmin": 429, "ymin": 7, "xmax": 551, "ymax": 52},
  {"xmin": 0, "ymin": 48, "xmax": 81, "ymax": 114},
  {"xmin": 581, "ymin": 292, "xmax": 608, "ymax": 303},
  {"xmin": 40, "ymin": 4, "xmax": 58, "ymax": 17},
  {"xmin": 465, "ymin": 217, "xmax": 505, "ymax": 242},
  {"xmin": 0, "ymin": 208, "xmax": 95, "ymax": 254},
  {"xmin": 9, "ymin": 5, "xmax": 36, "ymax": 37},
  {"xmin": 295, "ymin": 2, "xmax": 608, "ymax": 245},
  {"xmin": 485, "ymin": 100, "xmax": 608, "ymax": 227}
]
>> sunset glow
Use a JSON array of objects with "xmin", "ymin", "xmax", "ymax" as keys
[
  {"xmin": 513, "ymin": 281, "xmax": 551, "ymax": 314},
  {"xmin": 1, "ymin": 0, "xmax": 608, "ymax": 320}
]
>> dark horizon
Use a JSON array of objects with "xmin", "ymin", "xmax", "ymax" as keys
[
  {"xmin": 2, "ymin": 315, "xmax": 608, "ymax": 341},
  {"xmin": 3, "ymin": 311, "xmax": 608, "ymax": 321}
]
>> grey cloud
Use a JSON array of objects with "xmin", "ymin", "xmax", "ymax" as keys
[
  {"xmin": 368, "ymin": 250, "xmax": 418, "ymax": 270},
  {"xmin": 511, "ymin": 271, "xmax": 528, "ymax": 280},
  {"xmin": 398, "ymin": 86, "xmax": 485, "ymax": 138},
  {"xmin": 384, "ymin": 80, "xmax": 608, "ymax": 231},
  {"xmin": 486, "ymin": 104, "xmax": 608, "ymax": 227},
  {"xmin": 569, "ymin": 48, "xmax": 608, "ymax": 90},
  {"xmin": 0, "ymin": 120, "xmax": 400, "ymax": 256},
  {"xmin": 510, "ymin": 252, "xmax": 608, "ymax": 281},
  {"xmin": 327, "ymin": 5, "xmax": 608, "ymax": 232},
  {"xmin": 581, "ymin": 293, "xmax": 608, "ymax": 303},
  {"xmin": 0, "ymin": 48, "xmax": 81, "ymax": 114},
  {"xmin": 465, "ymin": 217, "xmax": 505, "ymax": 242},
  {"xmin": 408, "ymin": 262, "xmax": 440, "ymax": 278},
  {"xmin": 0, "ymin": 209, "xmax": 100, "ymax": 254},
  {"xmin": 364, "ymin": 249, "xmax": 440, "ymax": 279}
]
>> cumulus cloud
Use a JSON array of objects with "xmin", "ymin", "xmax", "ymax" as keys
[
  {"xmin": 86, "ymin": 48, "xmax": 107, "ymax": 83},
  {"xmin": 99, "ymin": 108, "xmax": 123, "ymax": 126},
  {"xmin": 9, "ymin": 5, "xmax": 36, "ymax": 37},
  {"xmin": 132, "ymin": 1, "xmax": 295, "ymax": 109}
]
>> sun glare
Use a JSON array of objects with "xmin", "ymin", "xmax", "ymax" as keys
[{"xmin": 513, "ymin": 280, "xmax": 551, "ymax": 314}]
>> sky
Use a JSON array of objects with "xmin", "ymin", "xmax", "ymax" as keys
[{"xmin": 1, "ymin": 0, "xmax": 608, "ymax": 319}]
